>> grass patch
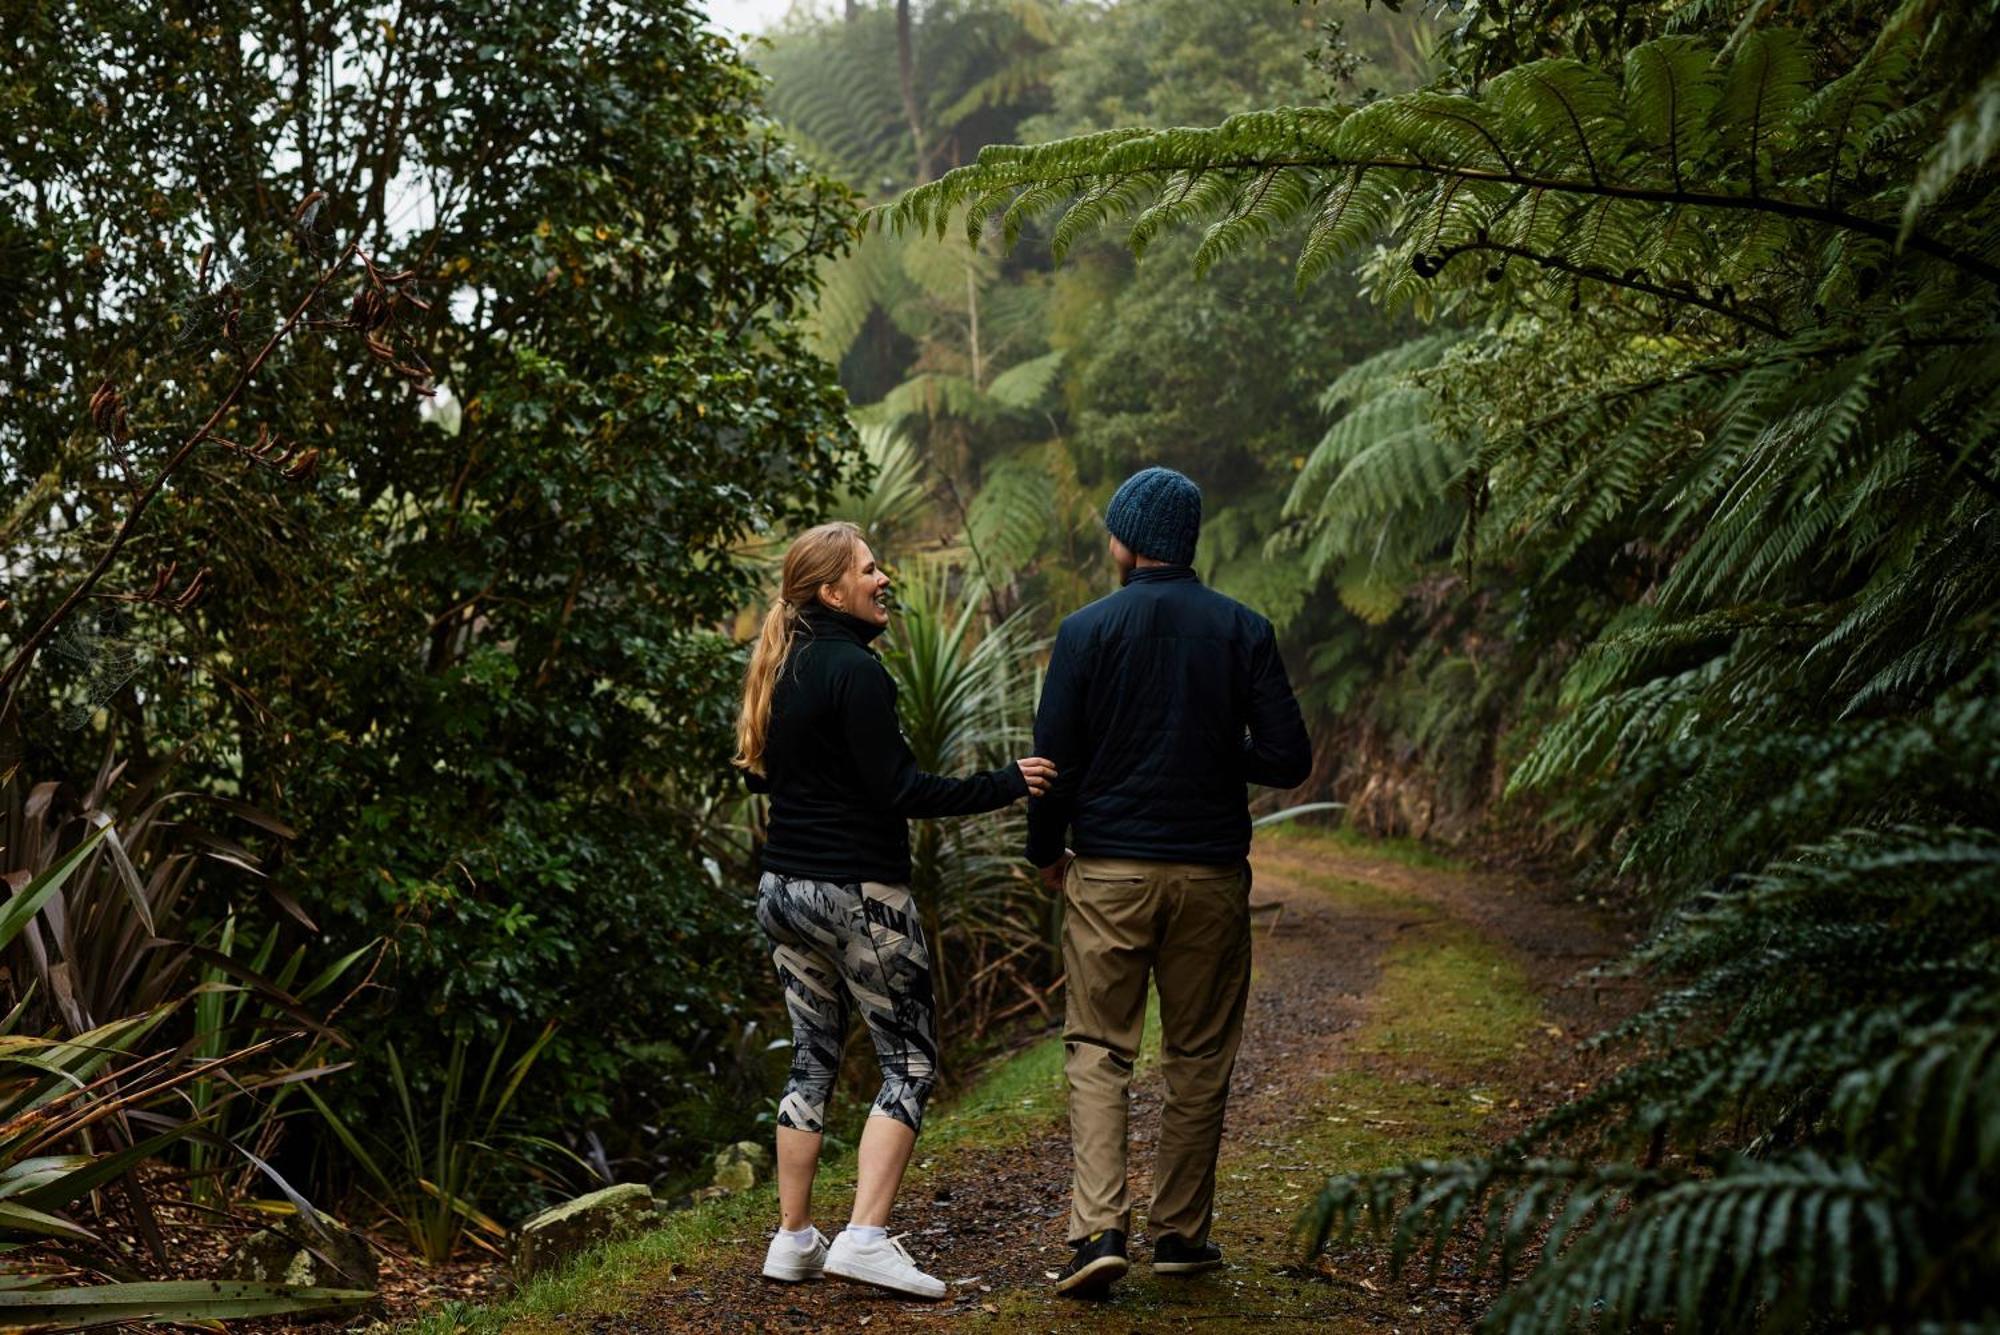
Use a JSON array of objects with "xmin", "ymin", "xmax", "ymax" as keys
[
  {"xmin": 1357, "ymin": 923, "xmax": 1542, "ymax": 1069},
  {"xmin": 1289, "ymin": 871, "xmax": 1437, "ymax": 915},
  {"xmin": 1256, "ymin": 817, "xmax": 1464, "ymax": 871},
  {"xmin": 409, "ymin": 1185, "xmax": 784, "ymax": 1334},
  {"xmin": 1279, "ymin": 922, "xmax": 1541, "ymax": 1186},
  {"xmin": 923, "ymin": 1029, "xmax": 1065, "ymax": 1151}
]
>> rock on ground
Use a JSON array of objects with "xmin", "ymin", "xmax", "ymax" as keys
[
  {"xmin": 223, "ymin": 1213, "xmax": 379, "ymax": 1291},
  {"xmin": 514, "ymin": 1182, "xmax": 657, "ymax": 1279}
]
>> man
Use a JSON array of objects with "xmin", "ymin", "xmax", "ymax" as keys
[{"xmin": 1028, "ymin": 465, "xmax": 1312, "ymax": 1299}]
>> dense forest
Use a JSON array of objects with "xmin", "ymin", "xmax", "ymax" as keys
[
  {"xmin": 1, "ymin": 0, "xmax": 1996, "ymax": 1328},
  {"xmin": 895, "ymin": 0, "xmax": 2000, "ymax": 1325}
]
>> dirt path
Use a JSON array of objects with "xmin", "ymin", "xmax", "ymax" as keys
[{"xmin": 508, "ymin": 833, "xmax": 1626, "ymax": 1333}]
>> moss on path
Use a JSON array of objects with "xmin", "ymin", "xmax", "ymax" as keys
[{"xmin": 410, "ymin": 832, "xmax": 1611, "ymax": 1333}]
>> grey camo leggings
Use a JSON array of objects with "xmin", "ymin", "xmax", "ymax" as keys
[{"xmin": 756, "ymin": 872, "xmax": 938, "ymax": 1134}]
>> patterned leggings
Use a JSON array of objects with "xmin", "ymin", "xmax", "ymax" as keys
[{"xmin": 756, "ymin": 872, "xmax": 938, "ymax": 1134}]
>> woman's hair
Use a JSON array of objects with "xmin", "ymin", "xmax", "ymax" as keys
[{"xmin": 733, "ymin": 521, "xmax": 866, "ymax": 777}]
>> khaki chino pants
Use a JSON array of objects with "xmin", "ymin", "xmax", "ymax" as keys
[{"xmin": 1061, "ymin": 855, "xmax": 1252, "ymax": 1245}]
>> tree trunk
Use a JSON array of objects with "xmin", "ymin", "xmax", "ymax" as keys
[
  {"xmin": 896, "ymin": 0, "xmax": 930, "ymax": 184},
  {"xmin": 966, "ymin": 259, "xmax": 982, "ymax": 390}
]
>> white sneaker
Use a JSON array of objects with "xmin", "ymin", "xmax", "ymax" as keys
[
  {"xmin": 761, "ymin": 1227, "xmax": 829, "ymax": 1282},
  {"xmin": 824, "ymin": 1229, "xmax": 948, "ymax": 1300}
]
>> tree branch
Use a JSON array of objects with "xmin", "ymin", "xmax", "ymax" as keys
[
  {"xmin": 1431, "ymin": 239, "xmax": 1790, "ymax": 337},
  {"xmin": 0, "ymin": 238, "xmax": 361, "ymax": 712},
  {"xmin": 932, "ymin": 152, "xmax": 2000, "ymax": 287}
]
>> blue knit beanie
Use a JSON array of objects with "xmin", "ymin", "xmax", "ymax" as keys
[{"xmin": 1104, "ymin": 466, "xmax": 1202, "ymax": 566}]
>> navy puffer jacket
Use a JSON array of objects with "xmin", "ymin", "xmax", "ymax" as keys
[{"xmin": 1024, "ymin": 565, "xmax": 1312, "ymax": 868}]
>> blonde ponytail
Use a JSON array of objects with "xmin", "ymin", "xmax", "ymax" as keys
[
  {"xmin": 734, "ymin": 600, "xmax": 799, "ymax": 776},
  {"xmin": 732, "ymin": 521, "xmax": 868, "ymax": 777}
]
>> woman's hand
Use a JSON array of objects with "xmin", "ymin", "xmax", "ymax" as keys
[{"xmin": 1016, "ymin": 756, "xmax": 1057, "ymax": 798}]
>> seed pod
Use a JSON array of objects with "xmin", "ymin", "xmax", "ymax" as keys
[
  {"xmin": 174, "ymin": 567, "xmax": 213, "ymax": 610},
  {"xmin": 293, "ymin": 190, "xmax": 327, "ymax": 231},
  {"xmin": 89, "ymin": 380, "xmax": 131, "ymax": 444},
  {"xmin": 350, "ymin": 287, "xmax": 391, "ymax": 330}
]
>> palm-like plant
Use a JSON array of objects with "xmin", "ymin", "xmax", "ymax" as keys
[
  {"xmin": 879, "ymin": 563, "xmax": 1048, "ymax": 1034},
  {"xmin": 829, "ymin": 422, "xmax": 932, "ymax": 549}
]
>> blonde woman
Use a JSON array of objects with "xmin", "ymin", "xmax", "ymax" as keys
[{"xmin": 735, "ymin": 521, "xmax": 1054, "ymax": 1299}]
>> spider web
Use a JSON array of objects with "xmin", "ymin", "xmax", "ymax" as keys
[{"xmin": 45, "ymin": 604, "xmax": 157, "ymax": 730}]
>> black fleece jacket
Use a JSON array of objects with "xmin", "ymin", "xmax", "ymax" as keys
[
  {"xmin": 748, "ymin": 601, "xmax": 1029, "ymax": 885},
  {"xmin": 1025, "ymin": 565, "xmax": 1312, "ymax": 868}
]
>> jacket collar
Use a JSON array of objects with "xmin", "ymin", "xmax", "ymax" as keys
[
  {"xmin": 1122, "ymin": 564, "xmax": 1199, "ymax": 587},
  {"xmin": 798, "ymin": 598, "xmax": 887, "ymax": 647}
]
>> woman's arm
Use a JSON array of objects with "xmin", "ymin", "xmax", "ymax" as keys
[{"xmin": 839, "ymin": 655, "xmax": 1030, "ymax": 817}]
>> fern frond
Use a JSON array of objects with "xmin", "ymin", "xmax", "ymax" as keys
[
  {"xmin": 983, "ymin": 349, "xmax": 1064, "ymax": 411},
  {"xmin": 1905, "ymin": 65, "xmax": 2000, "ymax": 227},
  {"xmin": 961, "ymin": 453, "xmax": 1053, "ymax": 579}
]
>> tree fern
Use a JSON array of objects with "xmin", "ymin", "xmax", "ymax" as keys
[
  {"xmin": 829, "ymin": 422, "xmax": 930, "ymax": 545},
  {"xmin": 961, "ymin": 452, "xmax": 1053, "ymax": 580},
  {"xmin": 982, "ymin": 348, "xmax": 1063, "ymax": 411}
]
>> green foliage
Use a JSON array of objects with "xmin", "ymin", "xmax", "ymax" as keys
[
  {"xmin": 772, "ymin": 0, "xmax": 1420, "ymax": 626},
  {"xmin": 0, "ymin": 774, "xmax": 365, "ymax": 1319},
  {"xmin": 0, "ymin": 0, "xmax": 858, "ymax": 1205},
  {"xmin": 2, "ymin": 756, "xmax": 363, "ymax": 1235},
  {"xmin": 1312, "ymin": 825, "xmax": 2000, "ymax": 1331},
  {"xmin": 1281, "ymin": 331, "xmax": 1468, "ymax": 618},
  {"xmin": 962, "ymin": 453, "xmax": 1054, "ymax": 580},
  {"xmin": 305, "ymin": 1024, "xmax": 564, "ymax": 1264},
  {"xmin": 761, "ymin": 1, "xmax": 1066, "ymax": 192},
  {"xmin": 830, "ymin": 422, "xmax": 932, "ymax": 548}
]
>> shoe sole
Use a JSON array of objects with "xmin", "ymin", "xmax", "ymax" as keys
[
  {"xmin": 760, "ymin": 1265, "xmax": 824, "ymax": 1282},
  {"xmin": 1154, "ymin": 1257, "xmax": 1225, "ymax": 1275},
  {"xmin": 824, "ymin": 1260, "xmax": 947, "ymax": 1301},
  {"xmin": 1054, "ymin": 1253, "xmax": 1129, "ymax": 1298}
]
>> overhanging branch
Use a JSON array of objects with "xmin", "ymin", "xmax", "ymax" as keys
[{"xmin": 905, "ymin": 151, "xmax": 2000, "ymax": 289}]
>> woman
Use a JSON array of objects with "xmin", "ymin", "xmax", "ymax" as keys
[{"xmin": 735, "ymin": 521, "xmax": 1054, "ymax": 1299}]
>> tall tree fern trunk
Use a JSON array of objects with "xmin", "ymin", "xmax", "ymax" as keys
[
  {"xmin": 966, "ymin": 260, "xmax": 982, "ymax": 389},
  {"xmin": 897, "ymin": 0, "xmax": 930, "ymax": 183}
]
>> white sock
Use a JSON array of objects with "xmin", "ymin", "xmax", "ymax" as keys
[
  {"xmin": 845, "ymin": 1223, "xmax": 887, "ymax": 1245},
  {"xmin": 779, "ymin": 1224, "xmax": 818, "ymax": 1252}
]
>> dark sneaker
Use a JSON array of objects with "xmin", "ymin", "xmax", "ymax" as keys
[
  {"xmin": 1153, "ymin": 1234, "xmax": 1224, "ymax": 1275},
  {"xmin": 1055, "ymin": 1229, "xmax": 1129, "ymax": 1298}
]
